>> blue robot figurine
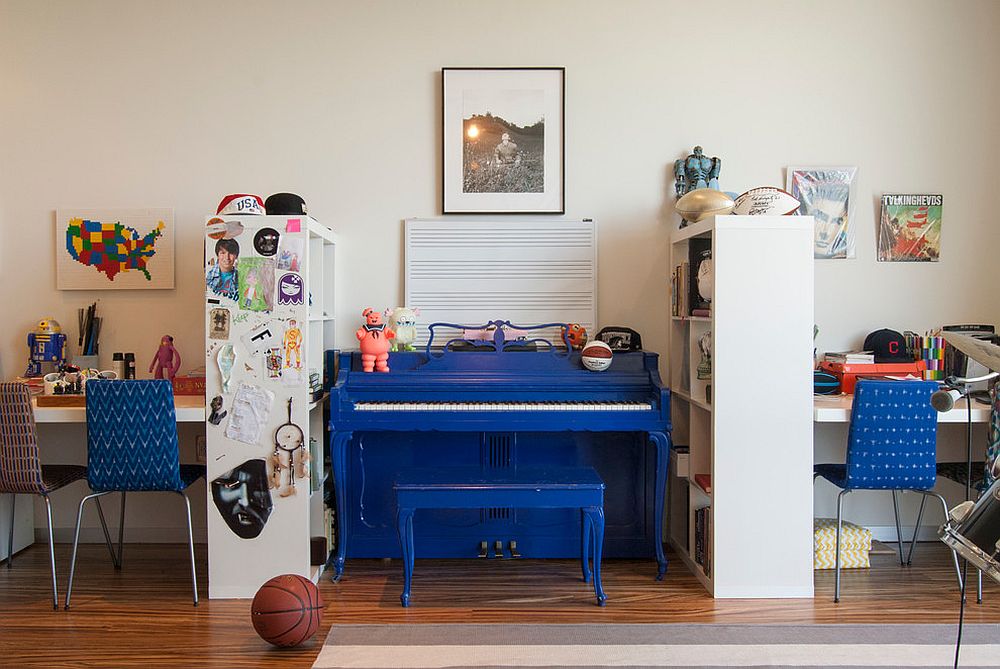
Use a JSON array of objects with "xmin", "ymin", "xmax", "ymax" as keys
[{"xmin": 26, "ymin": 319, "xmax": 67, "ymax": 377}]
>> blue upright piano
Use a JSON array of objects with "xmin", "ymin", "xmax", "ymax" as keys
[{"xmin": 327, "ymin": 323, "xmax": 672, "ymax": 580}]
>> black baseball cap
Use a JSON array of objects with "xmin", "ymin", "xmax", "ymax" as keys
[
  {"xmin": 863, "ymin": 328, "xmax": 911, "ymax": 363},
  {"xmin": 264, "ymin": 192, "xmax": 308, "ymax": 215}
]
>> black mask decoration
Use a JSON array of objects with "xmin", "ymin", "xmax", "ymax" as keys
[{"xmin": 211, "ymin": 459, "xmax": 273, "ymax": 539}]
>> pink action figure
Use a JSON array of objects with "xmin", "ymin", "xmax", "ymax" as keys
[
  {"xmin": 356, "ymin": 307, "xmax": 394, "ymax": 373},
  {"xmin": 149, "ymin": 335, "xmax": 181, "ymax": 380}
]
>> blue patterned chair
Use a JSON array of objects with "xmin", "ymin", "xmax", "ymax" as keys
[
  {"xmin": 814, "ymin": 379, "xmax": 962, "ymax": 602},
  {"xmin": 0, "ymin": 382, "xmax": 117, "ymax": 609},
  {"xmin": 65, "ymin": 380, "xmax": 205, "ymax": 608}
]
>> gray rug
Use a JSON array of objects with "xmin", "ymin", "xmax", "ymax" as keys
[{"xmin": 312, "ymin": 623, "xmax": 1000, "ymax": 668}]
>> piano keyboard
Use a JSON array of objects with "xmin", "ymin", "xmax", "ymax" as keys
[{"xmin": 354, "ymin": 401, "xmax": 653, "ymax": 412}]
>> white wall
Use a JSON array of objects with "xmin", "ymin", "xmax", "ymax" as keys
[{"xmin": 2, "ymin": 0, "xmax": 999, "ymax": 537}]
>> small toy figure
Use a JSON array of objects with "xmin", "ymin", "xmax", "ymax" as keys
[
  {"xmin": 561, "ymin": 323, "xmax": 588, "ymax": 350},
  {"xmin": 356, "ymin": 307, "xmax": 395, "ymax": 372},
  {"xmin": 385, "ymin": 306, "xmax": 420, "ymax": 352},
  {"xmin": 149, "ymin": 335, "xmax": 182, "ymax": 380},
  {"xmin": 674, "ymin": 145, "xmax": 722, "ymax": 197},
  {"xmin": 25, "ymin": 319, "xmax": 67, "ymax": 377},
  {"xmin": 283, "ymin": 320, "xmax": 303, "ymax": 369}
]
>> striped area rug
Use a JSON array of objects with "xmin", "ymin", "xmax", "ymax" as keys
[{"xmin": 312, "ymin": 623, "xmax": 1000, "ymax": 668}]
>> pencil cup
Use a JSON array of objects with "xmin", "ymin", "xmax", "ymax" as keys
[{"xmin": 73, "ymin": 355, "xmax": 99, "ymax": 370}]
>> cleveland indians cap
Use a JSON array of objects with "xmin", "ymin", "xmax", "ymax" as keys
[
  {"xmin": 863, "ymin": 328, "xmax": 911, "ymax": 363},
  {"xmin": 265, "ymin": 193, "xmax": 308, "ymax": 215},
  {"xmin": 216, "ymin": 194, "xmax": 265, "ymax": 216}
]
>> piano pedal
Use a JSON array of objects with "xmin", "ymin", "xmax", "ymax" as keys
[
  {"xmin": 494, "ymin": 540, "xmax": 506, "ymax": 559},
  {"xmin": 478, "ymin": 541, "xmax": 488, "ymax": 558},
  {"xmin": 509, "ymin": 540, "xmax": 521, "ymax": 559}
]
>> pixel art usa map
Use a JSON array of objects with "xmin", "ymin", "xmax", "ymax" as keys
[{"xmin": 65, "ymin": 218, "xmax": 165, "ymax": 281}]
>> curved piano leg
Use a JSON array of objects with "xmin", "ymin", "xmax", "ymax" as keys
[
  {"xmin": 581, "ymin": 508, "xmax": 592, "ymax": 583},
  {"xmin": 397, "ymin": 507, "xmax": 415, "ymax": 607},
  {"xmin": 584, "ymin": 506, "xmax": 607, "ymax": 606},
  {"xmin": 330, "ymin": 430, "xmax": 353, "ymax": 582},
  {"xmin": 649, "ymin": 430, "xmax": 670, "ymax": 580}
]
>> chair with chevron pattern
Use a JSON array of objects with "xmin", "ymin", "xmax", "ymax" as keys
[
  {"xmin": 64, "ymin": 379, "xmax": 205, "ymax": 609},
  {"xmin": 0, "ymin": 382, "xmax": 119, "ymax": 609},
  {"xmin": 814, "ymin": 379, "xmax": 963, "ymax": 602}
]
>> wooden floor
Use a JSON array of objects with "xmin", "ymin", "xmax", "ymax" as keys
[{"xmin": 0, "ymin": 542, "xmax": 998, "ymax": 668}]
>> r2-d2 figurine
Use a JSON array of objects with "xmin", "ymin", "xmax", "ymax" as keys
[{"xmin": 26, "ymin": 319, "xmax": 67, "ymax": 377}]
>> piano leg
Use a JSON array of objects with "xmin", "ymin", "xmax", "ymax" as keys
[
  {"xmin": 330, "ymin": 430, "xmax": 353, "ymax": 582},
  {"xmin": 649, "ymin": 431, "xmax": 670, "ymax": 580},
  {"xmin": 584, "ymin": 506, "xmax": 607, "ymax": 606},
  {"xmin": 396, "ymin": 506, "xmax": 414, "ymax": 607},
  {"xmin": 581, "ymin": 509, "xmax": 592, "ymax": 583}
]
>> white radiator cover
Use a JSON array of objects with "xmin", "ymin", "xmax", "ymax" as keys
[{"xmin": 404, "ymin": 219, "xmax": 597, "ymax": 345}]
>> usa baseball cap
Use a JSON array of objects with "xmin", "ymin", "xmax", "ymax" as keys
[
  {"xmin": 863, "ymin": 328, "xmax": 911, "ymax": 363},
  {"xmin": 265, "ymin": 192, "xmax": 308, "ymax": 215},
  {"xmin": 216, "ymin": 194, "xmax": 265, "ymax": 216}
]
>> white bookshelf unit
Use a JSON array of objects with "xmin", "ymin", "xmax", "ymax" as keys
[
  {"xmin": 204, "ymin": 215, "xmax": 337, "ymax": 599},
  {"xmin": 668, "ymin": 215, "xmax": 814, "ymax": 598}
]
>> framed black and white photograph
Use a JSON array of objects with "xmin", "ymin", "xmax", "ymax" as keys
[{"xmin": 442, "ymin": 67, "xmax": 564, "ymax": 214}]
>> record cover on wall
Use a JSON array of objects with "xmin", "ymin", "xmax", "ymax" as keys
[
  {"xmin": 786, "ymin": 167, "xmax": 857, "ymax": 260},
  {"xmin": 877, "ymin": 194, "xmax": 942, "ymax": 262},
  {"xmin": 442, "ymin": 67, "xmax": 564, "ymax": 214},
  {"xmin": 56, "ymin": 208, "xmax": 175, "ymax": 289}
]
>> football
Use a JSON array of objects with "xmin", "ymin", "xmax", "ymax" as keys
[
  {"xmin": 581, "ymin": 341, "xmax": 613, "ymax": 372},
  {"xmin": 675, "ymin": 188, "xmax": 735, "ymax": 223},
  {"xmin": 732, "ymin": 187, "xmax": 800, "ymax": 216}
]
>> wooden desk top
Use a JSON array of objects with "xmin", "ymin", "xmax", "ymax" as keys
[
  {"xmin": 813, "ymin": 394, "xmax": 990, "ymax": 423},
  {"xmin": 32, "ymin": 395, "xmax": 205, "ymax": 423}
]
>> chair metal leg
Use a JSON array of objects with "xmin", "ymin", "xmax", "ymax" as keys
[
  {"xmin": 931, "ymin": 491, "xmax": 965, "ymax": 591},
  {"xmin": 178, "ymin": 491, "xmax": 198, "ymax": 607},
  {"xmin": 94, "ymin": 495, "xmax": 120, "ymax": 569},
  {"xmin": 6, "ymin": 493, "xmax": 14, "ymax": 569},
  {"xmin": 835, "ymin": 489, "xmax": 849, "ymax": 603},
  {"xmin": 43, "ymin": 495, "xmax": 58, "ymax": 610},
  {"xmin": 906, "ymin": 492, "xmax": 928, "ymax": 565},
  {"xmin": 977, "ymin": 569, "xmax": 983, "ymax": 604},
  {"xmin": 890, "ymin": 490, "xmax": 905, "ymax": 565},
  {"xmin": 116, "ymin": 492, "xmax": 126, "ymax": 571},
  {"xmin": 66, "ymin": 491, "xmax": 113, "ymax": 609}
]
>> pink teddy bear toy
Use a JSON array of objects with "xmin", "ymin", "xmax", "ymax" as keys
[{"xmin": 356, "ymin": 307, "xmax": 395, "ymax": 372}]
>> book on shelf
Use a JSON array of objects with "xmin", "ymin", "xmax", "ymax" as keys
[
  {"xmin": 694, "ymin": 507, "xmax": 705, "ymax": 566},
  {"xmin": 694, "ymin": 473, "xmax": 712, "ymax": 494},
  {"xmin": 691, "ymin": 307, "xmax": 711, "ymax": 318},
  {"xmin": 824, "ymin": 350, "xmax": 875, "ymax": 364}
]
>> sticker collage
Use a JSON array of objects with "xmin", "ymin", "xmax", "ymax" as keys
[{"xmin": 204, "ymin": 209, "xmax": 311, "ymax": 542}]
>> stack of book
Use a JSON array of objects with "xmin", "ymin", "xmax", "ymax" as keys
[{"xmin": 824, "ymin": 351, "xmax": 875, "ymax": 364}]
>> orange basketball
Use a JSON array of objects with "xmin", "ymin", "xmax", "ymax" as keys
[{"xmin": 251, "ymin": 574, "xmax": 324, "ymax": 647}]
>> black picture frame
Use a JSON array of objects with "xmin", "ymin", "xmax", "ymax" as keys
[{"xmin": 442, "ymin": 67, "xmax": 565, "ymax": 215}]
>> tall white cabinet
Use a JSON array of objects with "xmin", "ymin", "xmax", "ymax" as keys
[
  {"xmin": 668, "ymin": 215, "xmax": 814, "ymax": 598},
  {"xmin": 204, "ymin": 215, "xmax": 336, "ymax": 599}
]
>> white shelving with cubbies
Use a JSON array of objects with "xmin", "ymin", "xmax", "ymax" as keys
[
  {"xmin": 668, "ymin": 215, "xmax": 814, "ymax": 598},
  {"xmin": 205, "ymin": 216, "xmax": 337, "ymax": 598}
]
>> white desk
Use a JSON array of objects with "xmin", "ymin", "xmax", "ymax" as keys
[
  {"xmin": 2, "ymin": 396, "xmax": 207, "ymax": 559},
  {"xmin": 31, "ymin": 395, "xmax": 206, "ymax": 423},
  {"xmin": 813, "ymin": 394, "xmax": 990, "ymax": 423}
]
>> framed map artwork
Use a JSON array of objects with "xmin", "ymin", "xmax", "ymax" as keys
[{"xmin": 56, "ymin": 208, "xmax": 175, "ymax": 289}]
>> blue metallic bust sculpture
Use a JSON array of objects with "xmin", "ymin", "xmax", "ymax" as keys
[{"xmin": 674, "ymin": 145, "xmax": 722, "ymax": 197}]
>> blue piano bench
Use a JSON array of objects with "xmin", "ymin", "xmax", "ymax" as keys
[{"xmin": 393, "ymin": 467, "xmax": 607, "ymax": 607}]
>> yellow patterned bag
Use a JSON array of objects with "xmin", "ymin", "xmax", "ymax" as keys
[{"xmin": 814, "ymin": 518, "xmax": 872, "ymax": 569}]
